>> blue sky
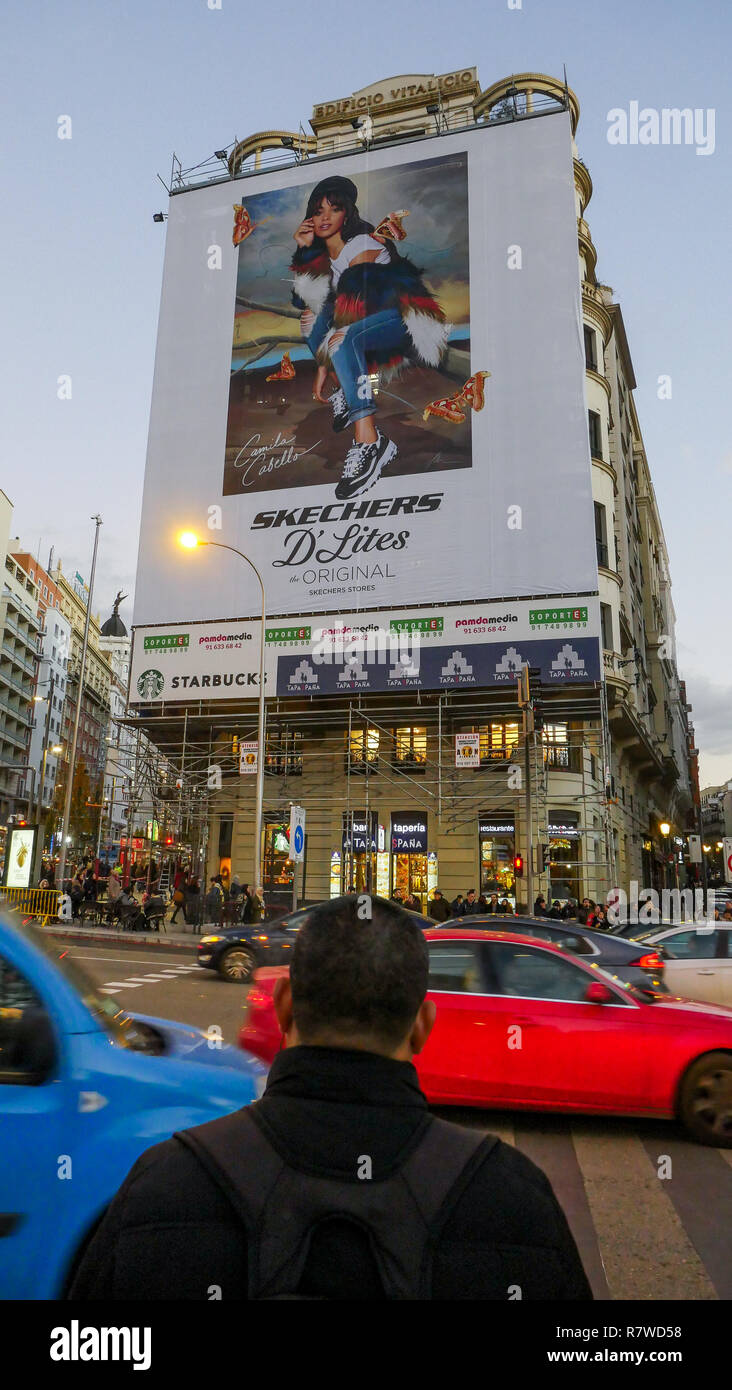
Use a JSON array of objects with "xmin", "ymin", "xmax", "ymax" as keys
[{"xmin": 1, "ymin": 0, "xmax": 729, "ymax": 783}]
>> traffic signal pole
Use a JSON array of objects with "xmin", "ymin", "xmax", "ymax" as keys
[{"xmin": 518, "ymin": 664, "xmax": 534, "ymax": 912}]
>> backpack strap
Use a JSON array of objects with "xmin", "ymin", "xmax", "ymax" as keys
[{"xmin": 175, "ymin": 1107, "xmax": 497, "ymax": 1299}]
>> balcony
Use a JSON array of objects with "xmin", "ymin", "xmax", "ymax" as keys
[{"xmin": 603, "ymin": 649, "xmax": 632, "ymax": 698}]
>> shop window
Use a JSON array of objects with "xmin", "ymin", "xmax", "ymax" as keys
[
  {"xmin": 392, "ymin": 726, "xmax": 427, "ymax": 773},
  {"xmin": 345, "ymin": 727, "xmax": 379, "ymax": 773},
  {"xmin": 473, "ymin": 722, "xmax": 519, "ymax": 764},
  {"xmin": 265, "ymin": 730, "xmax": 303, "ymax": 777}
]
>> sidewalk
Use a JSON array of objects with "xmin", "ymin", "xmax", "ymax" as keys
[{"xmin": 42, "ymin": 917, "xmax": 217, "ymax": 953}]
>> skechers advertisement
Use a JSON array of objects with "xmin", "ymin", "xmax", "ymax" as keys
[{"xmin": 133, "ymin": 113, "xmax": 599, "ymax": 625}]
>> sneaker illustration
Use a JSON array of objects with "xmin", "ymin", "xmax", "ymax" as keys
[
  {"xmin": 329, "ymin": 387, "xmax": 350, "ymax": 432},
  {"xmin": 335, "ymin": 430, "xmax": 398, "ymax": 500}
]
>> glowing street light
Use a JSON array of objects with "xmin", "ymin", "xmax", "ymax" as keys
[
  {"xmin": 178, "ymin": 530, "xmax": 267, "ymax": 893},
  {"xmin": 659, "ymin": 822, "xmax": 671, "ymax": 837}
]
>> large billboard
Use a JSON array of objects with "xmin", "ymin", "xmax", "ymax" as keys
[
  {"xmin": 133, "ymin": 112, "xmax": 597, "ymax": 625},
  {"xmin": 129, "ymin": 597, "xmax": 601, "ymax": 704}
]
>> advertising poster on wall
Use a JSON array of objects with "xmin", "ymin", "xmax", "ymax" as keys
[
  {"xmin": 133, "ymin": 113, "xmax": 598, "ymax": 627},
  {"xmin": 129, "ymin": 597, "xmax": 601, "ymax": 704}
]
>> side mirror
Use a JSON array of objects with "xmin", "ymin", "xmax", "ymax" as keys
[{"xmin": 584, "ymin": 981, "xmax": 614, "ymax": 1004}]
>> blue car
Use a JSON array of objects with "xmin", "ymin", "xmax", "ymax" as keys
[{"xmin": 0, "ymin": 912, "xmax": 266, "ymax": 1299}]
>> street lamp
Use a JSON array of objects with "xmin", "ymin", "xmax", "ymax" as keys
[{"xmin": 178, "ymin": 531, "xmax": 267, "ymax": 893}]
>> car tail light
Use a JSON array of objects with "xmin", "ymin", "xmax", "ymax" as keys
[{"xmin": 638, "ymin": 952, "xmax": 664, "ymax": 970}]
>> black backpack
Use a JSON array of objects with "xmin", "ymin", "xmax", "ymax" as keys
[{"xmin": 174, "ymin": 1107, "xmax": 496, "ymax": 1299}]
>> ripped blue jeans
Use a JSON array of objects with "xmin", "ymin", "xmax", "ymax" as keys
[{"xmin": 307, "ymin": 307, "xmax": 410, "ymax": 423}]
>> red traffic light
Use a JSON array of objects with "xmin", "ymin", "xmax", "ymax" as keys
[
  {"xmin": 165, "ymin": 836, "xmax": 174, "ymax": 845},
  {"xmin": 513, "ymin": 854, "xmax": 524, "ymax": 877},
  {"xmin": 18, "ymin": 820, "xmax": 27, "ymax": 828}
]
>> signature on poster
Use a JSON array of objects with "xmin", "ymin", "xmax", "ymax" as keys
[{"xmin": 232, "ymin": 432, "xmax": 323, "ymax": 488}]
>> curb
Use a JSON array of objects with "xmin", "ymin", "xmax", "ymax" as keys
[{"xmin": 42, "ymin": 924, "xmax": 203, "ymax": 954}]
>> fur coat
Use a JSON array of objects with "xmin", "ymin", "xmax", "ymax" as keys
[{"xmin": 291, "ymin": 244, "xmax": 450, "ymax": 376}]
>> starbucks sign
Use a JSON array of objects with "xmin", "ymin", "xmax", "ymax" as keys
[{"xmin": 137, "ymin": 669, "xmax": 164, "ymax": 699}]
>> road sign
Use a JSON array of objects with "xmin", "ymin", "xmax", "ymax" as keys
[
  {"xmin": 724, "ymin": 838, "xmax": 732, "ymax": 885},
  {"xmin": 290, "ymin": 805, "xmax": 306, "ymax": 862},
  {"xmin": 687, "ymin": 834, "xmax": 701, "ymax": 863}
]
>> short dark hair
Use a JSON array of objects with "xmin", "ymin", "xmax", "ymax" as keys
[{"xmin": 290, "ymin": 895, "xmax": 428, "ymax": 1049}]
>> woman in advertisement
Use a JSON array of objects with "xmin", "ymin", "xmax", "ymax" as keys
[{"xmin": 291, "ymin": 175, "xmax": 450, "ymax": 500}]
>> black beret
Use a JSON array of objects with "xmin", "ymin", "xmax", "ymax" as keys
[{"xmin": 310, "ymin": 175, "xmax": 358, "ymax": 205}]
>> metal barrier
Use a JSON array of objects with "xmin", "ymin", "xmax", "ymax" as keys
[{"xmin": 0, "ymin": 886, "xmax": 61, "ymax": 923}]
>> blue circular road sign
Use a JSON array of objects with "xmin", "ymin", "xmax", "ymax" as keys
[{"xmin": 294, "ymin": 824, "xmax": 304, "ymax": 854}]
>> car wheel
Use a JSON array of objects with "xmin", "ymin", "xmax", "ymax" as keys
[
  {"xmin": 678, "ymin": 1051, "xmax": 732, "ymax": 1146},
  {"xmin": 218, "ymin": 947, "xmax": 256, "ymax": 983}
]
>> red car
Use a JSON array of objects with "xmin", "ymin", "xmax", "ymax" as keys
[{"xmin": 238, "ymin": 929, "xmax": 732, "ymax": 1147}]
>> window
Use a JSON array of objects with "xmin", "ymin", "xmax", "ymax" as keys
[
  {"xmin": 475, "ymin": 721, "xmax": 519, "ymax": 764},
  {"xmin": 583, "ymin": 325, "xmax": 598, "ymax": 371},
  {"xmin": 346, "ymin": 727, "xmax": 379, "ymax": 772},
  {"xmin": 0, "ymin": 955, "xmax": 53, "ymax": 1082},
  {"xmin": 265, "ymin": 730, "xmax": 303, "ymax": 776},
  {"xmin": 588, "ymin": 410, "xmax": 603, "ymax": 460},
  {"xmin": 600, "ymin": 602, "xmax": 614, "ymax": 652},
  {"xmin": 393, "ymin": 726, "xmax": 427, "ymax": 772},
  {"xmin": 590, "ymin": 753, "xmax": 597, "ymax": 780},
  {"xmin": 660, "ymin": 929, "xmax": 719, "ymax": 960},
  {"xmin": 541, "ymin": 722, "xmax": 570, "ymax": 769},
  {"xmin": 489, "ymin": 943, "xmax": 609, "ymax": 1002},
  {"xmin": 427, "ymin": 943, "xmax": 485, "ymax": 993},
  {"xmin": 520, "ymin": 924, "xmax": 593, "ymax": 956},
  {"xmin": 594, "ymin": 502, "xmax": 608, "ymax": 568}
]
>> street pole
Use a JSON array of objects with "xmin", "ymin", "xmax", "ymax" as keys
[
  {"xmin": 518, "ymin": 665, "xmax": 534, "ymax": 912},
  {"xmin": 58, "ymin": 515, "xmax": 102, "ymax": 887},
  {"xmin": 31, "ymin": 671, "xmax": 55, "ymax": 884}
]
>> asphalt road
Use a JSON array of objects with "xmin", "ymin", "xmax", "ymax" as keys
[{"xmin": 70, "ymin": 938, "xmax": 732, "ymax": 1302}]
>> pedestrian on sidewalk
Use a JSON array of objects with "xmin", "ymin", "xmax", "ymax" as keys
[
  {"xmin": 170, "ymin": 872, "xmax": 189, "ymax": 926},
  {"xmin": 68, "ymin": 894, "xmax": 592, "ymax": 1300}
]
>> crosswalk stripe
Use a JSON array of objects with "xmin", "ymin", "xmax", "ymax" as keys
[
  {"xmin": 99, "ymin": 987, "xmax": 120, "ymax": 994},
  {"xmin": 638, "ymin": 1132, "xmax": 732, "ymax": 1300},
  {"xmin": 571, "ymin": 1121, "xmax": 717, "ymax": 1301},
  {"xmin": 102, "ymin": 980, "xmax": 142, "ymax": 989},
  {"xmin": 513, "ymin": 1118, "xmax": 610, "ymax": 1300}
]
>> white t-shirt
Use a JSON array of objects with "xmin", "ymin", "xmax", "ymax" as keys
[{"xmin": 330, "ymin": 233, "xmax": 390, "ymax": 289}]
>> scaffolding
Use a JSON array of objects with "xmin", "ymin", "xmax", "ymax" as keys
[{"xmin": 119, "ymin": 679, "xmax": 619, "ymax": 900}]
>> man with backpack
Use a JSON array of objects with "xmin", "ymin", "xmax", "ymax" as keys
[{"xmin": 68, "ymin": 894, "xmax": 591, "ymax": 1300}]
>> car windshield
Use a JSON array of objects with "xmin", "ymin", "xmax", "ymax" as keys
[{"xmin": 15, "ymin": 915, "xmax": 151, "ymax": 1050}]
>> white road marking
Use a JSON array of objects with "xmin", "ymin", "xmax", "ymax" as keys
[
  {"xmin": 99, "ymin": 987, "xmax": 120, "ymax": 994},
  {"xmin": 70, "ymin": 954, "xmax": 195, "ymax": 966},
  {"xmin": 101, "ymin": 981, "xmax": 143, "ymax": 989}
]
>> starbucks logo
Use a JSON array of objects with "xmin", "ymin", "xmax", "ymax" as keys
[{"xmin": 137, "ymin": 668, "xmax": 164, "ymax": 699}]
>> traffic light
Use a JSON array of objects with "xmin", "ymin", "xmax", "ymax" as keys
[
  {"xmin": 164, "ymin": 836, "xmax": 174, "ymax": 846},
  {"xmin": 513, "ymin": 854, "xmax": 524, "ymax": 877}
]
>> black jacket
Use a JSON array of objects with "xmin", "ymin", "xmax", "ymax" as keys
[{"xmin": 69, "ymin": 1047, "xmax": 591, "ymax": 1301}]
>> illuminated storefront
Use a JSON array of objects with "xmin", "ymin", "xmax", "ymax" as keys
[
  {"xmin": 547, "ymin": 813, "xmax": 581, "ymax": 902},
  {"xmin": 390, "ymin": 813, "xmax": 429, "ymax": 909},
  {"xmin": 478, "ymin": 815, "xmax": 516, "ymax": 907},
  {"xmin": 262, "ymin": 816, "xmax": 303, "ymax": 914}
]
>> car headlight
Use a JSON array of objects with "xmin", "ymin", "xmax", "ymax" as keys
[{"xmin": 199, "ymin": 935, "xmax": 223, "ymax": 944}]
